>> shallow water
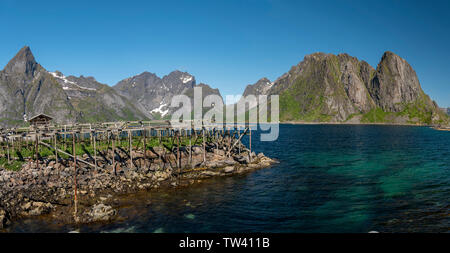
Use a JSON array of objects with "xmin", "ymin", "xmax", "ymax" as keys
[{"xmin": 8, "ymin": 125, "xmax": 450, "ymax": 232}]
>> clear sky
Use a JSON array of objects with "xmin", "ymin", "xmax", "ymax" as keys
[{"xmin": 0, "ymin": 0, "xmax": 449, "ymax": 107}]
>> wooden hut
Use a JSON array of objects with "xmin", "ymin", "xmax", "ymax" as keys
[{"xmin": 28, "ymin": 114, "xmax": 53, "ymax": 127}]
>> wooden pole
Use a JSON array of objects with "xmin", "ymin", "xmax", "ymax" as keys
[
  {"xmin": 72, "ymin": 131, "xmax": 78, "ymax": 221},
  {"xmin": 11, "ymin": 137, "xmax": 14, "ymax": 162},
  {"xmin": 238, "ymin": 127, "xmax": 241, "ymax": 155},
  {"xmin": 226, "ymin": 128, "xmax": 249, "ymax": 157},
  {"xmin": 35, "ymin": 131, "xmax": 39, "ymax": 169},
  {"xmin": 202, "ymin": 128, "xmax": 206, "ymax": 163},
  {"xmin": 189, "ymin": 128, "xmax": 192, "ymax": 168},
  {"xmin": 93, "ymin": 131, "xmax": 97, "ymax": 171},
  {"xmin": 39, "ymin": 141, "xmax": 96, "ymax": 168},
  {"xmin": 143, "ymin": 128, "xmax": 147, "ymax": 169},
  {"xmin": 249, "ymin": 128, "xmax": 252, "ymax": 162},
  {"xmin": 215, "ymin": 128, "xmax": 218, "ymax": 154},
  {"xmin": 177, "ymin": 130, "xmax": 181, "ymax": 169},
  {"xmin": 6, "ymin": 138, "xmax": 10, "ymax": 164},
  {"xmin": 112, "ymin": 131, "xmax": 116, "ymax": 175},
  {"xmin": 227, "ymin": 127, "xmax": 231, "ymax": 157},
  {"xmin": 64, "ymin": 125, "xmax": 66, "ymax": 150},
  {"xmin": 54, "ymin": 133, "xmax": 58, "ymax": 162},
  {"xmin": 129, "ymin": 130, "xmax": 133, "ymax": 169},
  {"xmin": 89, "ymin": 124, "xmax": 93, "ymax": 147}
]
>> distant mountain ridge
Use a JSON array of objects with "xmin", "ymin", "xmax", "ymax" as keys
[
  {"xmin": 0, "ymin": 46, "xmax": 447, "ymax": 127},
  {"xmin": 113, "ymin": 70, "xmax": 223, "ymax": 119},
  {"xmin": 0, "ymin": 46, "xmax": 224, "ymax": 127},
  {"xmin": 242, "ymin": 51, "xmax": 448, "ymax": 125},
  {"xmin": 0, "ymin": 46, "xmax": 148, "ymax": 127}
]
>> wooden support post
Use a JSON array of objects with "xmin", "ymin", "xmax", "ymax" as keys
[
  {"xmin": 128, "ymin": 130, "xmax": 133, "ymax": 169},
  {"xmin": 249, "ymin": 128, "xmax": 252, "ymax": 162},
  {"xmin": 54, "ymin": 134, "xmax": 58, "ymax": 162},
  {"xmin": 158, "ymin": 129, "xmax": 162, "ymax": 145},
  {"xmin": 89, "ymin": 124, "xmax": 93, "ymax": 147},
  {"xmin": 64, "ymin": 125, "xmax": 67, "ymax": 150},
  {"xmin": 112, "ymin": 131, "xmax": 116, "ymax": 175},
  {"xmin": 6, "ymin": 138, "xmax": 10, "ymax": 164},
  {"xmin": 227, "ymin": 127, "xmax": 231, "ymax": 157},
  {"xmin": 177, "ymin": 130, "xmax": 181, "ymax": 169},
  {"xmin": 202, "ymin": 128, "xmax": 206, "ymax": 163},
  {"xmin": 226, "ymin": 128, "xmax": 249, "ymax": 157},
  {"xmin": 189, "ymin": 128, "xmax": 192, "ymax": 169},
  {"xmin": 93, "ymin": 131, "xmax": 97, "ymax": 171},
  {"xmin": 72, "ymin": 131, "xmax": 78, "ymax": 222},
  {"xmin": 238, "ymin": 128, "xmax": 241, "ymax": 155},
  {"xmin": 215, "ymin": 128, "xmax": 218, "ymax": 154},
  {"xmin": 11, "ymin": 137, "xmax": 14, "ymax": 162},
  {"xmin": 35, "ymin": 131, "xmax": 39, "ymax": 169},
  {"xmin": 143, "ymin": 128, "xmax": 147, "ymax": 169}
]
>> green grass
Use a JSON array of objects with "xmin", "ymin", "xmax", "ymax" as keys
[
  {"xmin": 361, "ymin": 108, "xmax": 391, "ymax": 123},
  {"xmin": 0, "ymin": 134, "xmax": 209, "ymax": 171},
  {"xmin": 0, "ymin": 157, "xmax": 25, "ymax": 171}
]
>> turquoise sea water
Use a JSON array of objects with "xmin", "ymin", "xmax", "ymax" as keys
[{"xmin": 9, "ymin": 125, "xmax": 450, "ymax": 232}]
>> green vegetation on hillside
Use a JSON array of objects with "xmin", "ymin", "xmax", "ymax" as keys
[{"xmin": 360, "ymin": 108, "xmax": 392, "ymax": 123}]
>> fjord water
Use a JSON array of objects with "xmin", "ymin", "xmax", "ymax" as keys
[{"xmin": 11, "ymin": 125, "xmax": 450, "ymax": 232}]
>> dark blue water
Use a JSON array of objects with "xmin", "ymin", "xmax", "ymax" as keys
[{"xmin": 9, "ymin": 125, "xmax": 450, "ymax": 232}]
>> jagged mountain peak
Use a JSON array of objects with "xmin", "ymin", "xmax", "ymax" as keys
[
  {"xmin": 3, "ymin": 46, "xmax": 40, "ymax": 75},
  {"xmin": 242, "ymin": 77, "xmax": 274, "ymax": 97},
  {"xmin": 257, "ymin": 77, "xmax": 271, "ymax": 83},
  {"xmin": 381, "ymin": 50, "xmax": 399, "ymax": 59},
  {"xmin": 240, "ymin": 51, "xmax": 447, "ymax": 124},
  {"xmin": 163, "ymin": 70, "xmax": 195, "ymax": 85}
]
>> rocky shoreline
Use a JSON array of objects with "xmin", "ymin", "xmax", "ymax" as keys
[{"xmin": 0, "ymin": 142, "xmax": 277, "ymax": 230}]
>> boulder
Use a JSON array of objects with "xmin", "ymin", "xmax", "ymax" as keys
[
  {"xmin": 234, "ymin": 155, "xmax": 249, "ymax": 164},
  {"xmin": 192, "ymin": 146, "xmax": 203, "ymax": 155},
  {"xmin": 201, "ymin": 170, "xmax": 219, "ymax": 177},
  {"xmin": 223, "ymin": 159, "xmax": 237, "ymax": 166},
  {"xmin": 22, "ymin": 201, "xmax": 53, "ymax": 216},
  {"xmin": 88, "ymin": 204, "xmax": 117, "ymax": 222},
  {"xmin": 0, "ymin": 209, "xmax": 11, "ymax": 229},
  {"xmin": 223, "ymin": 166, "xmax": 234, "ymax": 173}
]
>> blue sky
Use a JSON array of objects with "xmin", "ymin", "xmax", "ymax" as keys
[{"xmin": 0, "ymin": 0, "xmax": 449, "ymax": 107}]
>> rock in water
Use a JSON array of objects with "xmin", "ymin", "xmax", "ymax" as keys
[
  {"xmin": 0, "ymin": 209, "xmax": 11, "ymax": 229},
  {"xmin": 223, "ymin": 166, "xmax": 234, "ymax": 173},
  {"xmin": 88, "ymin": 204, "xmax": 117, "ymax": 222}
]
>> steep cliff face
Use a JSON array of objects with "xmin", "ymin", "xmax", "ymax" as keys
[
  {"xmin": 0, "ymin": 46, "xmax": 149, "ymax": 127},
  {"xmin": 0, "ymin": 46, "xmax": 76, "ymax": 126},
  {"xmin": 338, "ymin": 54, "xmax": 376, "ymax": 113},
  {"xmin": 275, "ymin": 53, "xmax": 375, "ymax": 122},
  {"xmin": 369, "ymin": 52, "xmax": 422, "ymax": 112},
  {"xmin": 242, "ymin": 51, "xmax": 448, "ymax": 124}
]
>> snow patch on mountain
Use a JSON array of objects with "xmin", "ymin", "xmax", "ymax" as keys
[
  {"xmin": 49, "ymin": 71, "xmax": 97, "ymax": 91},
  {"xmin": 150, "ymin": 102, "xmax": 169, "ymax": 117},
  {"xmin": 181, "ymin": 75, "xmax": 193, "ymax": 84}
]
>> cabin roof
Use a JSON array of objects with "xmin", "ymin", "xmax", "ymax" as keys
[{"xmin": 28, "ymin": 113, "xmax": 53, "ymax": 122}]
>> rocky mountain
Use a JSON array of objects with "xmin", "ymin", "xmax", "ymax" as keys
[
  {"xmin": 0, "ymin": 46, "xmax": 149, "ymax": 127},
  {"xmin": 1, "ymin": 46, "xmax": 446, "ymax": 127},
  {"xmin": 242, "ymin": 78, "xmax": 274, "ymax": 98},
  {"xmin": 114, "ymin": 71, "xmax": 223, "ymax": 119},
  {"xmin": 48, "ymin": 71, "xmax": 150, "ymax": 123},
  {"xmin": 241, "ymin": 51, "xmax": 448, "ymax": 125}
]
